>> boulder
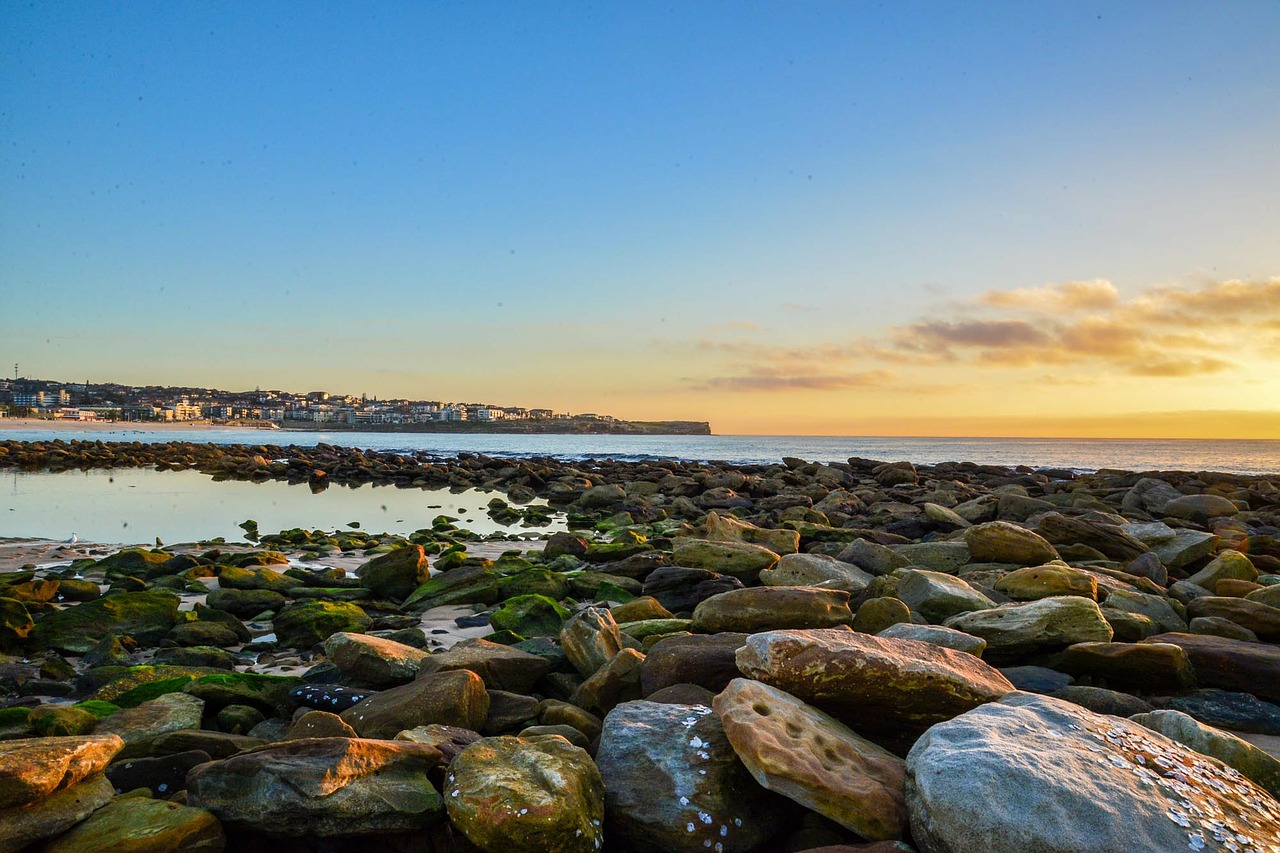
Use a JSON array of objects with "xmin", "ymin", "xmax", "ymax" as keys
[
  {"xmin": 95, "ymin": 693, "xmax": 205, "ymax": 759},
  {"xmin": 187, "ymin": 737, "xmax": 444, "ymax": 836},
  {"xmin": 896, "ymin": 570, "xmax": 995, "ymax": 623},
  {"xmin": 1151, "ymin": 529, "xmax": 1220, "ymax": 570},
  {"xmin": 642, "ymin": 566, "xmax": 745, "ymax": 614},
  {"xmin": 355, "ymin": 544, "xmax": 430, "ymax": 600},
  {"xmin": 1142, "ymin": 632, "xmax": 1280, "ymax": 702},
  {"xmin": 341, "ymin": 669, "xmax": 489, "ymax": 738},
  {"xmin": 1186, "ymin": 596, "xmax": 1280, "ymax": 641},
  {"xmin": 32, "ymin": 591, "xmax": 179, "ymax": 654},
  {"xmin": 705, "ymin": 511, "xmax": 800, "ymax": 555},
  {"xmin": 0, "ymin": 774, "xmax": 115, "ymax": 853},
  {"xmin": 963, "ymin": 521, "xmax": 1059, "ymax": 566},
  {"xmin": 1055, "ymin": 641, "xmax": 1197, "ymax": 693},
  {"xmin": 445, "ymin": 735, "xmax": 605, "ymax": 852},
  {"xmin": 641, "ymin": 633, "xmax": 750, "ymax": 698},
  {"xmin": 416, "ymin": 637, "xmax": 553, "ymax": 694},
  {"xmin": 283, "ymin": 711, "xmax": 358, "ymax": 740},
  {"xmin": 852, "ymin": 597, "xmax": 912, "ymax": 635},
  {"xmin": 205, "ymin": 588, "xmax": 286, "ymax": 618},
  {"xmin": 943, "ymin": 596, "xmax": 1114, "ymax": 656},
  {"xmin": 905, "ymin": 692, "xmax": 1280, "ymax": 853},
  {"xmin": 1186, "ymin": 550, "xmax": 1259, "ymax": 591},
  {"xmin": 736, "ymin": 629, "xmax": 1014, "ymax": 750},
  {"xmin": 672, "ymin": 539, "xmax": 781, "ymax": 582},
  {"xmin": 0, "ymin": 734, "xmax": 123, "ymax": 810},
  {"xmin": 1131, "ymin": 709, "xmax": 1280, "ymax": 798},
  {"xmin": 105, "ymin": 749, "xmax": 215, "ymax": 797},
  {"xmin": 570, "ymin": 648, "xmax": 645, "ymax": 717},
  {"xmin": 323, "ymin": 631, "xmax": 431, "ymax": 687},
  {"xmin": 596, "ymin": 700, "xmax": 792, "ymax": 852},
  {"xmin": 1035, "ymin": 512, "xmax": 1149, "ymax": 561},
  {"xmin": 560, "ymin": 606, "xmax": 624, "ymax": 677},
  {"xmin": 273, "ymin": 600, "xmax": 371, "ymax": 649},
  {"xmin": 760, "ymin": 553, "xmax": 873, "ymax": 593},
  {"xmin": 876, "ymin": 623, "xmax": 987, "ymax": 657},
  {"xmin": 692, "ymin": 587, "xmax": 854, "ymax": 633},
  {"xmin": 891, "ymin": 542, "xmax": 971, "ymax": 573},
  {"xmin": 42, "ymin": 795, "xmax": 225, "ymax": 853},
  {"xmin": 1163, "ymin": 493, "xmax": 1240, "ymax": 520},
  {"xmin": 489, "ymin": 594, "xmax": 571, "ymax": 638},
  {"xmin": 714, "ymin": 678, "xmax": 907, "ymax": 840},
  {"xmin": 993, "ymin": 562, "xmax": 1098, "ymax": 601}
]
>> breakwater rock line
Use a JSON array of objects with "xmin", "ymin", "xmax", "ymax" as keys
[{"xmin": 2, "ymin": 444, "xmax": 1280, "ymax": 850}]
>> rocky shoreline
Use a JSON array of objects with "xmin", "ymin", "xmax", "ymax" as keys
[{"xmin": 2, "ymin": 439, "xmax": 1280, "ymax": 851}]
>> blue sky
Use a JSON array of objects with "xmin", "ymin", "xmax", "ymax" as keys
[{"xmin": 3, "ymin": 3, "xmax": 1279, "ymax": 434}]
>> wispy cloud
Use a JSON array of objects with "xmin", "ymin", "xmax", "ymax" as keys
[{"xmin": 680, "ymin": 275, "xmax": 1280, "ymax": 393}]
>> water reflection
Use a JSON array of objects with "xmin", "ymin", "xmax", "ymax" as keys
[{"xmin": 1, "ymin": 467, "xmax": 564, "ymax": 545}]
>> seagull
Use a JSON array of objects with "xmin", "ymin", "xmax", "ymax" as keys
[{"xmin": 64, "ymin": 533, "xmax": 78, "ymax": 545}]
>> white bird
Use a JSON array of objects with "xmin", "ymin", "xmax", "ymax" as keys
[{"xmin": 64, "ymin": 533, "xmax": 78, "ymax": 545}]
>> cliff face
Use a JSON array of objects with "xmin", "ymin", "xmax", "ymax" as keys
[{"xmin": 279, "ymin": 418, "xmax": 712, "ymax": 435}]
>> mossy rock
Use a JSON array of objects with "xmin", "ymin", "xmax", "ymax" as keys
[
  {"xmin": 30, "ymin": 704, "xmax": 100, "ymax": 736},
  {"xmin": 404, "ymin": 565, "xmax": 501, "ymax": 610},
  {"xmin": 0, "ymin": 596, "xmax": 34, "ymax": 650},
  {"xmin": 217, "ymin": 564, "xmax": 297, "ymax": 593},
  {"xmin": 489, "ymin": 594, "xmax": 571, "ymax": 638},
  {"xmin": 95, "ymin": 548, "xmax": 175, "ymax": 579},
  {"xmin": 55, "ymin": 578, "xmax": 101, "ymax": 602},
  {"xmin": 567, "ymin": 572, "xmax": 642, "ymax": 602},
  {"xmin": 0, "ymin": 706, "xmax": 32, "ymax": 738},
  {"xmin": 73, "ymin": 699, "xmax": 122, "ymax": 719},
  {"xmin": 495, "ymin": 568, "xmax": 570, "ymax": 601},
  {"xmin": 32, "ymin": 590, "xmax": 180, "ymax": 654},
  {"xmin": 183, "ymin": 672, "xmax": 305, "ymax": 716},
  {"xmin": 191, "ymin": 604, "xmax": 252, "ymax": 642},
  {"xmin": 582, "ymin": 541, "xmax": 654, "ymax": 563},
  {"xmin": 479, "ymin": 629, "xmax": 526, "ymax": 645},
  {"xmin": 87, "ymin": 664, "xmax": 224, "ymax": 702},
  {"xmin": 221, "ymin": 550, "xmax": 289, "ymax": 568},
  {"xmin": 355, "ymin": 544, "xmax": 430, "ymax": 600},
  {"xmin": 205, "ymin": 587, "xmax": 287, "ymax": 618},
  {"xmin": 169, "ymin": 621, "xmax": 243, "ymax": 648},
  {"xmin": 153, "ymin": 646, "xmax": 239, "ymax": 670},
  {"xmin": 434, "ymin": 547, "xmax": 469, "ymax": 572},
  {"xmin": 272, "ymin": 600, "xmax": 371, "ymax": 649},
  {"xmin": 112, "ymin": 675, "xmax": 195, "ymax": 708}
]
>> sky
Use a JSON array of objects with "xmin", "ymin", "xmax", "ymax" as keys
[{"xmin": 2, "ymin": 2, "xmax": 1279, "ymax": 437}]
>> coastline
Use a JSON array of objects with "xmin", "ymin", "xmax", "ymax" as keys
[{"xmin": 0, "ymin": 418, "xmax": 258, "ymax": 432}]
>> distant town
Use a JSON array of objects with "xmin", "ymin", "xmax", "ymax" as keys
[{"xmin": 0, "ymin": 375, "xmax": 711, "ymax": 435}]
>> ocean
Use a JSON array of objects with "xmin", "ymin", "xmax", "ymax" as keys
[
  {"xmin": 4, "ymin": 428, "xmax": 1278, "ymax": 546},
  {"xmin": 4, "ymin": 427, "xmax": 1280, "ymax": 475}
]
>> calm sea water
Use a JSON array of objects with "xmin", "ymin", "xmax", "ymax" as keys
[
  {"xmin": 4, "ymin": 428, "xmax": 1278, "ymax": 545},
  {"xmin": 4, "ymin": 427, "xmax": 1280, "ymax": 475}
]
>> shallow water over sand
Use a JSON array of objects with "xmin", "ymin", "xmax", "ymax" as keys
[{"xmin": 0, "ymin": 467, "xmax": 564, "ymax": 545}]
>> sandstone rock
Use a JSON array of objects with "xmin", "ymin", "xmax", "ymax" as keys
[
  {"xmin": 876, "ymin": 623, "xmax": 987, "ymax": 657},
  {"xmin": 836, "ymin": 539, "xmax": 914, "ymax": 576},
  {"xmin": 187, "ymin": 737, "xmax": 444, "ymax": 836},
  {"xmin": 692, "ymin": 586, "xmax": 854, "ymax": 633},
  {"xmin": 394, "ymin": 723, "xmax": 483, "ymax": 764},
  {"xmin": 736, "ymin": 629, "xmax": 1014, "ymax": 750},
  {"xmin": 444, "ymin": 735, "xmax": 604, "ymax": 852},
  {"xmin": 1186, "ymin": 596, "xmax": 1280, "ymax": 641},
  {"xmin": 943, "ymin": 596, "xmax": 1114, "ymax": 656},
  {"xmin": 596, "ymin": 700, "xmax": 792, "ymax": 852},
  {"xmin": 1187, "ymin": 550, "xmax": 1259, "ymax": 591},
  {"xmin": 323, "ymin": 631, "xmax": 431, "ymax": 687},
  {"xmin": 1123, "ymin": 477, "xmax": 1184, "ymax": 514},
  {"xmin": 1164, "ymin": 493, "xmax": 1240, "ymax": 520},
  {"xmin": 569, "ymin": 647, "xmax": 645, "ymax": 717},
  {"xmin": 1144, "ymin": 632, "xmax": 1280, "ymax": 702},
  {"xmin": 964, "ymin": 521, "xmax": 1058, "ymax": 566},
  {"xmin": 641, "ymin": 633, "xmax": 750, "ymax": 698},
  {"xmin": 896, "ymin": 570, "xmax": 995, "ymax": 623},
  {"xmin": 993, "ymin": 562, "xmax": 1098, "ymax": 601},
  {"xmin": 1151, "ymin": 529, "xmax": 1220, "ymax": 570},
  {"xmin": 1100, "ymin": 589, "xmax": 1187, "ymax": 634},
  {"xmin": 104, "ymin": 749, "xmax": 211, "ymax": 797},
  {"xmin": 0, "ymin": 774, "xmax": 115, "ymax": 853},
  {"xmin": 96, "ymin": 693, "xmax": 205, "ymax": 759},
  {"xmin": 923, "ymin": 502, "xmax": 971, "ymax": 530},
  {"xmin": 273, "ymin": 600, "xmax": 371, "ymax": 649},
  {"xmin": 341, "ymin": 669, "xmax": 489, "ymax": 738},
  {"xmin": 673, "ymin": 539, "xmax": 780, "ymax": 582},
  {"xmin": 1189, "ymin": 615, "xmax": 1260, "ymax": 642},
  {"xmin": 852, "ymin": 597, "xmax": 912, "ymax": 635},
  {"xmin": 1050, "ymin": 684, "xmax": 1154, "ymax": 717},
  {"xmin": 906, "ymin": 691, "xmax": 1280, "ymax": 853},
  {"xmin": 1055, "ymin": 641, "xmax": 1197, "ymax": 693},
  {"xmin": 705, "ymin": 511, "xmax": 800, "ymax": 555},
  {"xmin": 560, "ymin": 605, "xmax": 624, "ymax": 677},
  {"xmin": 642, "ymin": 566, "xmax": 745, "ymax": 614},
  {"xmin": 714, "ymin": 678, "xmax": 908, "ymax": 840},
  {"xmin": 42, "ymin": 795, "xmax": 225, "ymax": 853},
  {"xmin": 1035, "ymin": 512, "xmax": 1149, "ymax": 561},
  {"xmin": 283, "ymin": 710, "xmax": 358, "ymax": 740},
  {"xmin": 1131, "ymin": 709, "xmax": 1280, "ymax": 798},
  {"xmin": 355, "ymin": 544, "xmax": 430, "ymax": 600},
  {"xmin": 416, "ymin": 637, "xmax": 552, "ymax": 694},
  {"xmin": 1161, "ymin": 690, "xmax": 1280, "ymax": 736},
  {"xmin": 891, "ymin": 541, "xmax": 971, "ymax": 573},
  {"xmin": 760, "ymin": 553, "xmax": 873, "ymax": 593},
  {"xmin": 32, "ymin": 591, "xmax": 180, "ymax": 655},
  {"xmin": 0, "ymin": 734, "xmax": 123, "ymax": 810},
  {"xmin": 205, "ymin": 588, "xmax": 286, "ymax": 618}
]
